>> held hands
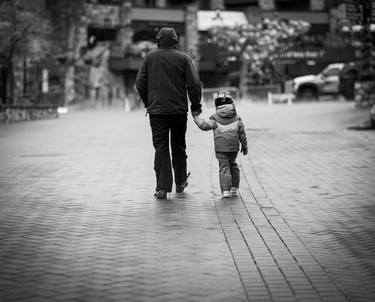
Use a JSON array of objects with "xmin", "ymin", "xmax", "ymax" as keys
[
  {"xmin": 192, "ymin": 111, "xmax": 201, "ymax": 124},
  {"xmin": 241, "ymin": 146, "xmax": 248, "ymax": 155}
]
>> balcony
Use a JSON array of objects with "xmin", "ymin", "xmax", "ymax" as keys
[
  {"xmin": 108, "ymin": 43, "xmax": 144, "ymax": 71},
  {"xmin": 132, "ymin": 7, "xmax": 185, "ymax": 23}
]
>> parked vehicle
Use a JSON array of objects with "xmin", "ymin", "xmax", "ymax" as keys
[{"xmin": 288, "ymin": 63, "xmax": 358, "ymax": 101}]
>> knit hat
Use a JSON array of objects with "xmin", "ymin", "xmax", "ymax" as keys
[{"xmin": 215, "ymin": 90, "xmax": 234, "ymax": 107}]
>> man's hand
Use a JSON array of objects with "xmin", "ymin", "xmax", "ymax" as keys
[{"xmin": 241, "ymin": 146, "xmax": 248, "ymax": 155}]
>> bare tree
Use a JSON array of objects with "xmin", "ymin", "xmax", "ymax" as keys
[{"xmin": 0, "ymin": 0, "xmax": 51, "ymax": 105}]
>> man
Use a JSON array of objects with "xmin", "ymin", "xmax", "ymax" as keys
[{"xmin": 136, "ymin": 27, "xmax": 202, "ymax": 199}]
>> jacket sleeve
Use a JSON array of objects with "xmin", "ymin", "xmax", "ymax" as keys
[
  {"xmin": 185, "ymin": 58, "xmax": 202, "ymax": 114},
  {"xmin": 238, "ymin": 118, "xmax": 248, "ymax": 149},
  {"xmin": 193, "ymin": 115, "xmax": 216, "ymax": 131},
  {"xmin": 135, "ymin": 57, "xmax": 148, "ymax": 108}
]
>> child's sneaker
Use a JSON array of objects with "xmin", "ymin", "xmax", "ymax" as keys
[
  {"xmin": 222, "ymin": 191, "xmax": 230, "ymax": 198},
  {"xmin": 230, "ymin": 187, "xmax": 239, "ymax": 196}
]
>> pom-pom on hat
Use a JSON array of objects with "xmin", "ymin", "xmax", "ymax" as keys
[{"xmin": 215, "ymin": 90, "xmax": 234, "ymax": 107}]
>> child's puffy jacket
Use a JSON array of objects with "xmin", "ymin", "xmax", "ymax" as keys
[{"xmin": 194, "ymin": 103, "xmax": 247, "ymax": 152}]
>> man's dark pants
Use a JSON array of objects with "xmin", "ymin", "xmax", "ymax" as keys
[{"xmin": 149, "ymin": 114, "xmax": 187, "ymax": 192}]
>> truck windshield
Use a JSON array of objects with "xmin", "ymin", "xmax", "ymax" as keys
[{"xmin": 322, "ymin": 67, "xmax": 341, "ymax": 77}]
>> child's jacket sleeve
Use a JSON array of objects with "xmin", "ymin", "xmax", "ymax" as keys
[
  {"xmin": 238, "ymin": 118, "xmax": 247, "ymax": 149},
  {"xmin": 193, "ymin": 115, "xmax": 216, "ymax": 131}
]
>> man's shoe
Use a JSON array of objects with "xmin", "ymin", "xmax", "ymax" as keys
[
  {"xmin": 176, "ymin": 181, "xmax": 188, "ymax": 193},
  {"xmin": 176, "ymin": 172, "xmax": 190, "ymax": 193},
  {"xmin": 154, "ymin": 190, "xmax": 167, "ymax": 199}
]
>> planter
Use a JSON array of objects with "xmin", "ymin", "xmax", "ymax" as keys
[{"xmin": 0, "ymin": 105, "xmax": 58, "ymax": 123}]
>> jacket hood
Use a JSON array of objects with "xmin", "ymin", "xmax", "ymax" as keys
[
  {"xmin": 212, "ymin": 103, "xmax": 239, "ymax": 124},
  {"xmin": 156, "ymin": 27, "xmax": 178, "ymax": 49}
]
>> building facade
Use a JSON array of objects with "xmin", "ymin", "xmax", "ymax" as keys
[
  {"xmin": 44, "ymin": 0, "xmax": 228, "ymax": 108},
  {"xmin": 10, "ymin": 0, "xmax": 224, "ymax": 108},
  {"xmin": 6, "ymin": 0, "xmax": 356, "ymax": 106}
]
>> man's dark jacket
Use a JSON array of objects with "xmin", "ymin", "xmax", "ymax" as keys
[{"xmin": 135, "ymin": 28, "xmax": 202, "ymax": 115}]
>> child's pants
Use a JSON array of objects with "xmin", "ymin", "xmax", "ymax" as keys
[{"xmin": 216, "ymin": 152, "xmax": 240, "ymax": 192}]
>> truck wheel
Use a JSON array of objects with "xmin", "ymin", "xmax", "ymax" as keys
[{"xmin": 298, "ymin": 87, "xmax": 318, "ymax": 101}]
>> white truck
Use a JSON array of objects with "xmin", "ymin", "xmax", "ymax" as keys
[{"xmin": 289, "ymin": 63, "xmax": 345, "ymax": 100}]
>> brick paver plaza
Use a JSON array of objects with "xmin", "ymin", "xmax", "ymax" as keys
[{"xmin": 0, "ymin": 101, "xmax": 374, "ymax": 302}]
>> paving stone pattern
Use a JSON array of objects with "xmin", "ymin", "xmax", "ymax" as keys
[
  {"xmin": 0, "ymin": 111, "xmax": 246, "ymax": 302},
  {"xmin": 239, "ymin": 102, "xmax": 375, "ymax": 302},
  {"xmin": 0, "ymin": 102, "xmax": 374, "ymax": 302}
]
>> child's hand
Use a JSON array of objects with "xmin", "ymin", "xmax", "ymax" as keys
[
  {"xmin": 192, "ymin": 114, "xmax": 200, "ymax": 126},
  {"xmin": 241, "ymin": 146, "xmax": 248, "ymax": 155},
  {"xmin": 191, "ymin": 111, "xmax": 200, "ymax": 117}
]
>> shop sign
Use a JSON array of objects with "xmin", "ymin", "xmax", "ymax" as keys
[
  {"xmin": 276, "ymin": 47, "xmax": 356, "ymax": 65},
  {"xmin": 278, "ymin": 50, "xmax": 326, "ymax": 60}
]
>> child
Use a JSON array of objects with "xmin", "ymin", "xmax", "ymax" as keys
[{"xmin": 192, "ymin": 91, "xmax": 248, "ymax": 198}]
